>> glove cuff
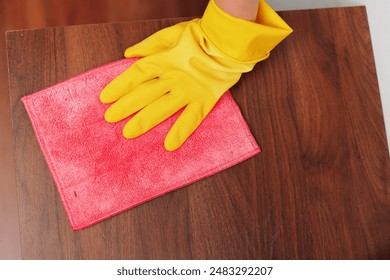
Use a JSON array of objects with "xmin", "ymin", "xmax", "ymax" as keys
[{"xmin": 200, "ymin": 0, "xmax": 293, "ymax": 63}]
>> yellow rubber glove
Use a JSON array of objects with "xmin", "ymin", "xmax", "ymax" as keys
[{"xmin": 100, "ymin": 0, "xmax": 292, "ymax": 151}]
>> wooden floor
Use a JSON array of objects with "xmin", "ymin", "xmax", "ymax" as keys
[
  {"xmin": 6, "ymin": 4, "xmax": 390, "ymax": 259},
  {"xmin": 0, "ymin": 0, "xmax": 208, "ymax": 260}
]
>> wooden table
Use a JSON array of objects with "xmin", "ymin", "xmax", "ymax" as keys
[{"xmin": 7, "ymin": 7, "xmax": 390, "ymax": 259}]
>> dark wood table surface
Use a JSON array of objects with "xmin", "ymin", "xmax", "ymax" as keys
[{"xmin": 6, "ymin": 6, "xmax": 390, "ymax": 259}]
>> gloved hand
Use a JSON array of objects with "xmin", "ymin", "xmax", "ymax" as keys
[{"xmin": 100, "ymin": 0, "xmax": 292, "ymax": 151}]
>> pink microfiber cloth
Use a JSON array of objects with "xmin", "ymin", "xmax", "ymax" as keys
[{"xmin": 22, "ymin": 58, "xmax": 260, "ymax": 230}]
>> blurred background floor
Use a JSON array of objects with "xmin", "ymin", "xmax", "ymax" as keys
[{"xmin": 0, "ymin": 0, "xmax": 208, "ymax": 260}]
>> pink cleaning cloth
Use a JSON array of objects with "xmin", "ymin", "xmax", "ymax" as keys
[{"xmin": 22, "ymin": 58, "xmax": 260, "ymax": 230}]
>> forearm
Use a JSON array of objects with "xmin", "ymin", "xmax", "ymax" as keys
[{"xmin": 214, "ymin": 0, "xmax": 260, "ymax": 21}]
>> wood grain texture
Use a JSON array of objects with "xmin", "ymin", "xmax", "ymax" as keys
[
  {"xmin": 0, "ymin": 0, "xmax": 208, "ymax": 259},
  {"xmin": 6, "ymin": 6, "xmax": 390, "ymax": 259}
]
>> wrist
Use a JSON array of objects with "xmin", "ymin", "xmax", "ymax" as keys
[
  {"xmin": 215, "ymin": 0, "xmax": 260, "ymax": 22},
  {"xmin": 200, "ymin": 0, "xmax": 293, "ymax": 63}
]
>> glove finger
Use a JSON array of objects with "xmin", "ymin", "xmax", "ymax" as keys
[
  {"xmin": 164, "ymin": 102, "xmax": 214, "ymax": 151},
  {"xmin": 124, "ymin": 20, "xmax": 196, "ymax": 58},
  {"xmin": 122, "ymin": 92, "xmax": 186, "ymax": 139},
  {"xmin": 104, "ymin": 78, "xmax": 170, "ymax": 123},
  {"xmin": 100, "ymin": 59, "xmax": 159, "ymax": 104}
]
